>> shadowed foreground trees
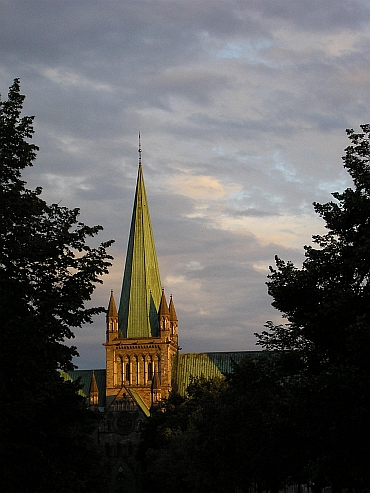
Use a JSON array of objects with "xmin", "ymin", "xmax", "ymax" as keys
[
  {"xmin": 139, "ymin": 361, "xmax": 306, "ymax": 493},
  {"xmin": 0, "ymin": 80, "xmax": 112, "ymax": 492},
  {"xmin": 139, "ymin": 126, "xmax": 370, "ymax": 493},
  {"xmin": 258, "ymin": 125, "xmax": 370, "ymax": 491},
  {"xmin": 138, "ymin": 376, "xmax": 231, "ymax": 493}
]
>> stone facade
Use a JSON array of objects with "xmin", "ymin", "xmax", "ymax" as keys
[{"xmin": 105, "ymin": 289, "xmax": 179, "ymax": 410}]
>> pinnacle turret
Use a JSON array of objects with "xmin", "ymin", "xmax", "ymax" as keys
[
  {"xmin": 107, "ymin": 290, "xmax": 118, "ymax": 318},
  {"xmin": 89, "ymin": 370, "xmax": 99, "ymax": 407},
  {"xmin": 151, "ymin": 370, "xmax": 162, "ymax": 408},
  {"xmin": 106, "ymin": 290, "xmax": 118, "ymax": 341},
  {"xmin": 151, "ymin": 371, "xmax": 161, "ymax": 391},
  {"xmin": 159, "ymin": 288, "xmax": 170, "ymax": 318},
  {"xmin": 159, "ymin": 288, "xmax": 171, "ymax": 332},
  {"xmin": 169, "ymin": 294, "xmax": 178, "ymax": 323}
]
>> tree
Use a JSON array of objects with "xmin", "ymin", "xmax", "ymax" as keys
[
  {"xmin": 0, "ymin": 79, "xmax": 113, "ymax": 492},
  {"xmin": 139, "ymin": 376, "xmax": 231, "ymax": 493},
  {"xmin": 222, "ymin": 354, "xmax": 306, "ymax": 493},
  {"xmin": 139, "ymin": 362, "xmax": 301, "ymax": 493},
  {"xmin": 139, "ymin": 359, "xmax": 312, "ymax": 493},
  {"xmin": 257, "ymin": 125, "xmax": 370, "ymax": 492}
]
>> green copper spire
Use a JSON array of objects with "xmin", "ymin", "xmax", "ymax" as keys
[{"xmin": 118, "ymin": 151, "xmax": 162, "ymax": 338}]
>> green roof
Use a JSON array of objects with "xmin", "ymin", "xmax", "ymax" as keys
[
  {"xmin": 118, "ymin": 164, "xmax": 162, "ymax": 338},
  {"xmin": 65, "ymin": 352, "xmax": 266, "ymax": 407},
  {"xmin": 127, "ymin": 388, "xmax": 151, "ymax": 417},
  {"xmin": 172, "ymin": 351, "xmax": 264, "ymax": 396}
]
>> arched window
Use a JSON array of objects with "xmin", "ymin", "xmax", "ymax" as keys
[
  {"xmin": 116, "ymin": 356, "xmax": 122, "ymax": 386},
  {"xmin": 126, "ymin": 362, "xmax": 130, "ymax": 383},
  {"xmin": 121, "ymin": 357, "xmax": 124, "ymax": 384},
  {"xmin": 142, "ymin": 355, "xmax": 147, "ymax": 383},
  {"xmin": 148, "ymin": 360, "xmax": 153, "ymax": 380},
  {"xmin": 134, "ymin": 355, "xmax": 139, "ymax": 385}
]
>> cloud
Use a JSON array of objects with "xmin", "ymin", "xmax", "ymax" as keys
[
  {"xmin": 1, "ymin": 0, "xmax": 370, "ymax": 368},
  {"xmin": 42, "ymin": 67, "xmax": 114, "ymax": 92},
  {"xmin": 170, "ymin": 172, "xmax": 241, "ymax": 201}
]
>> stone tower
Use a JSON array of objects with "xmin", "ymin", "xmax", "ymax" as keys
[{"xmin": 105, "ymin": 143, "xmax": 179, "ymax": 410}]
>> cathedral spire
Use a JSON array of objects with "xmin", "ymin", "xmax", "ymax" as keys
[
  {"xmin": 105, "ymin": 141, "xmax": 179, "ymax": 410},
  {"xmin": 118, "ymin": 145, "xmax": 162, "ymax": 338}
]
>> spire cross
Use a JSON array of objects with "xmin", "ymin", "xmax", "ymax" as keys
[{"xmin": 138, "ymin": 132, "xmax": 142, "ymax": 167}]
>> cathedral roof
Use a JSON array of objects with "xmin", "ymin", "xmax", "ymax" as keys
[
  {"xmin": 118, "ymin": 163, "xmax": 162, "ymax": 338},
  {"xmin": 172, "ymin": 351, "xmax": 264, "ymax": 395},
  {"xmin": 65, "ymin": 352, "xmax": 267, "ymax": 411}
]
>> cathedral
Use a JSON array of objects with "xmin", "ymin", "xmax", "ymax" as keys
[{"xmin": 65, "ymin": 142, "xmax": 258, "ymax": 492}]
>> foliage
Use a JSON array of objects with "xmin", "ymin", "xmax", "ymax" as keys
[
  {"xmin": 256, "ymin": 124, "xmax": 370, "ymax": 491},
  {"xmin": 0, "ymin": 79, "xmax": 112, "ymax": 492},
  {"xmin": 139, "ymin": 376, "xmax": 231, "ymax": 493},
  {"xmin": 139, "ymin": 363, "xmax": 304, "ymax": 493},
  {"xmin": 222, "ymin": 355, "xmax": 299, "ymax": 492}
]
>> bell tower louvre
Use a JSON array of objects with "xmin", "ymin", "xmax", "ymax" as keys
[{"xmin": 104, "ymin": 137, "xmax": 180, "ymax": 410}]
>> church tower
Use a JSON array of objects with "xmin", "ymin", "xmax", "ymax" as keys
[{"xmin": 105, "ymin": 139, "xmax": 179, "ymax": 410}]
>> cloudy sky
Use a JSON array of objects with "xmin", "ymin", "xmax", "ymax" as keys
[{"xmin": 2, "ymin": 0, "xmax": 370, "ymax": 369}]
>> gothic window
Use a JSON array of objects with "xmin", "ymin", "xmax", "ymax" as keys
[
  {"xmin": 116, "ymin": 356, "xmax": 122, "ymax": 386},
  {"xmin": 117, "ymin": 356, "xmax": 124, "ymax": 385},
  {"xmin": 126, "ymin": 362, "xmax": 130, "ymax": 383},
  {"xmin": 148, "ymin": 360, "xmax": 153, "ymax": 380},
  {"xmin": 142, "ymin": 355, "xmax": 146, "ymax": 383},
  {"xmin": 135, "ymin": 355, "xmax": 139, "ymax": 385}
]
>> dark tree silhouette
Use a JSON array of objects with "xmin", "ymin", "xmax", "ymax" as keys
[
  {"xmin": 0, "ymin": 79, "xmax": 113, "ymax": 492},
  {"xmin": 258, "ymin": 125, "xmax": 370, "ymax": 492}
]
